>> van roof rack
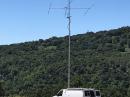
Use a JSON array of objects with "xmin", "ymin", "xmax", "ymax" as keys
[{"xmin": 66, "ymin": 88, "xmax": 95, "ymax": 90}]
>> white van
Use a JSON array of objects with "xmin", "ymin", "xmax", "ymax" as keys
[{"xmin": 53, "ymin": 88, "xmax": 101, "ymax": 97}]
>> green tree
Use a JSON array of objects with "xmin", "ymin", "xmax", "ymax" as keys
[
  {"xmin": 127, "ymin": 39, "xmax": 130, "ymax": 48},
  {"xmin": 0, "ymin": 81, "xmax": 5, "ymax": 97}
]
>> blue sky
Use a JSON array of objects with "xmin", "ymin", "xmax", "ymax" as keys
[{"xmin": 0, "ymin": 0, "xmax": 130, "ymax": 45}]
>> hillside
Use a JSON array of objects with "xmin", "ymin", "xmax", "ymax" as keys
[{"xmin": 0, "ymin": 26, "xmax": 130, "ymax": 97}]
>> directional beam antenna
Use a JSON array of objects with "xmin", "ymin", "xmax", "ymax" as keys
[{"xmin": 48, "ymin": 0, "xmax": 94, "ymax": 88}]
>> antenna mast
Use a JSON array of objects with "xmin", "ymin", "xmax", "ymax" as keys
[
  {"xmin": 48, "ymin": 0, "xmax": 93, "ymax": 88},
  {"xmin": 67, "ymin": 0, "xmax": 71, "ymax": 88}
]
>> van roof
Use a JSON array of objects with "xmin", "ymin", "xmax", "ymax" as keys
[{"xmin": 65, "ymin": 88, "xmax": 95, "ymax": 91}]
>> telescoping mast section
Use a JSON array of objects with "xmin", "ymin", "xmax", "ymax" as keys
[{"xmin": 67, "ymin": 0, "xmax": 71, "ymax": 88}]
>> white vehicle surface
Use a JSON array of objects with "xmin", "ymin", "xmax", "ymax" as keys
[{"xmin": 53, "ymin": 88, "xmax": 101, "ymax": 97}]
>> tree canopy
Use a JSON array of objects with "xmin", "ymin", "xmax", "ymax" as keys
[{"xmin": 0, "ymin": 26, "xmax": 130, "ymax": 97}]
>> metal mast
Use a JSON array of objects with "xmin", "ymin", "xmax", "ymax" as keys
[
  {"xmin": 48, "ymin": 0, "xmax": 93, "ymax": 88},
  {"xmin": 67, "ymin": 0, "xmax": 71, "ymax": 88}
]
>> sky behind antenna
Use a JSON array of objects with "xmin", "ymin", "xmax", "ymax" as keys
[{"xmin": 0, "ymin": 0, "xmax": 130, "ymax": 45}]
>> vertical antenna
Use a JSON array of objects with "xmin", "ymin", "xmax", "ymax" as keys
[{"xmin": 48, "ymin": 0, "xmax": 94, "ymax": 88}]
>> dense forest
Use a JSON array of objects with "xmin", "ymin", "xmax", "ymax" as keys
[{"xmin": 0, "ymin": 26, "xmax": 130, "ymax": 97}]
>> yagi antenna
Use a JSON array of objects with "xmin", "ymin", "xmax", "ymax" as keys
[{"xmin": 48, "ymin": 0, "xmax": 94, "ymax": 88}]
